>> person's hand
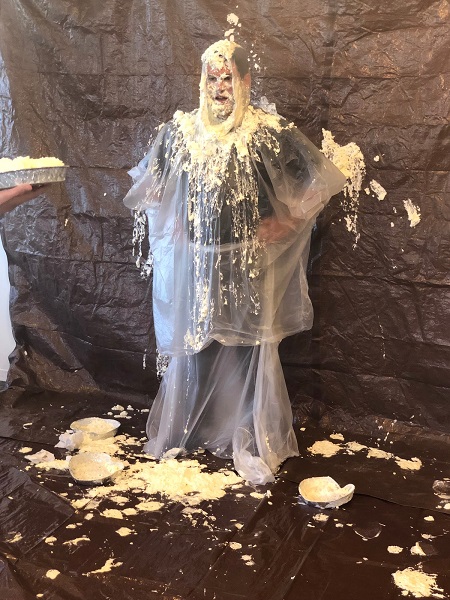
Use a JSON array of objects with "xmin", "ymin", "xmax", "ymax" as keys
[
  {"xmin": 257, "ymin": 216, "xmax": 299, "ymax": 243},
  {"xmin": 0, "ymin": 183, "xmax": 48, "ymax": 216}
]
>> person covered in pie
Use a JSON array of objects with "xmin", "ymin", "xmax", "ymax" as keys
[{"xmin": 123, "ymin": 40, "xmax": 346, "ymax": 484}]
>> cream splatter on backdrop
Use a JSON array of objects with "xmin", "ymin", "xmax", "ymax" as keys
[
  {"xmin": 403, "ymin": 198, "xmax": 421, "ymax": 227},
  {"xmin": 321, "ymin": 129, "xmax": 366, "ymax": 247}
]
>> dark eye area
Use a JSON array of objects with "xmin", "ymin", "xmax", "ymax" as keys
[
  {"xmin": 223, "ymin": 76, "xmax": 232, "ymax": 82},
  {"xmin": 207, "ymin": 75, "xmax": 217, "ymax": 82}
]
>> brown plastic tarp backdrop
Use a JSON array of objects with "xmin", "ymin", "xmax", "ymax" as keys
[{"xmin": 0, "ymin": 0, "xmax": 449, "ymax": 435}]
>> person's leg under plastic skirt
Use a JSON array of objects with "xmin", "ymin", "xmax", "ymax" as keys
[{"xmin": 143, "ymin": 341, "xmax": 299, "ymax": 485}]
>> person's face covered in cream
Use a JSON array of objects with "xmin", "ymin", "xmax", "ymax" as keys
[{"xmin": 206, "ymin": 62, "xmax": 234, "ymax": 122}]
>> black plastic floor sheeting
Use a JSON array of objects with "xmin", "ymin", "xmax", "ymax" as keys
[
  {"xmin": 190, "ymin": 487, "xmax": 450, "ymax": 600},
  {"xmin": 0, "ymin": 465, "xmax": 73, "ymax": 558},
  {"xmin": 0, "ymin": 387, "xmax": 148, "ymax": 445},
  {"xmin": 282, "ymin": 425, "xmax": 450, "ymax": 516},
  {"xmin": 0, "ymin": 391, "xmax": 449, "ymax": 600}
]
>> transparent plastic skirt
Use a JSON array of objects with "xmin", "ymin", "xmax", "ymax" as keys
[
  {"xmin": 146, "ymin": 238, "xmax": 306, "ymax": 484},
  {"xmin": 143, "ymin": 340, "xmax": 299, "ymax": 485}
]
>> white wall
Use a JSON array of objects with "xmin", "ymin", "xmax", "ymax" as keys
[{"xmin": 0, "ymin": 237, "xmax": 15, "ymax": 381}]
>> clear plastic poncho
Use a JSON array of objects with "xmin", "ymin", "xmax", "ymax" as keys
[{"xmin": 124, "ymin": 40, "xmax": 346, "ymax": 484}]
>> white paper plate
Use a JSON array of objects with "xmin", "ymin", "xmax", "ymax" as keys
[
  {"xmin": 299, "ymin": 476, "xmax": 355, "ymax": 509},
  {"xmin": 70, "ymin": 417, "xmax": 121, "ymax": 440},
  {"xmin": 69, "ymin": 452, "xmax": 124, "ymax": 485},
  {"xmin": 0, "ymin": 166, "xmax": 67, "ymax": 189}
]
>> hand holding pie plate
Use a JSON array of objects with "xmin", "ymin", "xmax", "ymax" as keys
[{"xmin": 0, "ymin": 156, "xmax": 67, "ymax": 215}]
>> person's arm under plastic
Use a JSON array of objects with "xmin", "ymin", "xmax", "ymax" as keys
[
  {"xmin": 257, "ymin": 214, "xmax": 302, "ymax": 243},
  {"xmin": 0, "ymin": 184, "xmax": 48, "ymax": 216}
]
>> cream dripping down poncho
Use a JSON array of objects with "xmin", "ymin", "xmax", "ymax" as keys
[{"xmin": 124, "ymin": 40, "xmax": 345, "ymax": 356}]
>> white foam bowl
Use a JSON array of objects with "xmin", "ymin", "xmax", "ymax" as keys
[
  {"xmin": 299, "ymin": 476, "xmax": 355, "ymax": 509},
  {"xmin": 69, "ymin": 452, "xmax": 124, "ymax": 485},
  {"xmin": 70, "ymin": 417, "xmax": 120, "ymax": 440}
]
